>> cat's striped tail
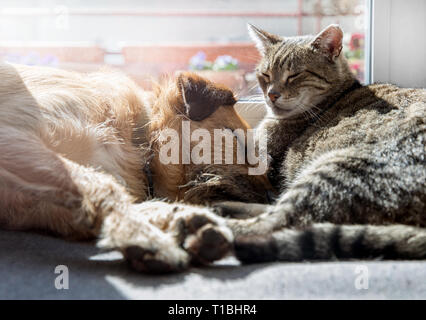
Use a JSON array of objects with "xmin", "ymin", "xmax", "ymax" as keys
[{"xmin": 234, "ymin": 223, "xmax": 426, "ymax": 263}]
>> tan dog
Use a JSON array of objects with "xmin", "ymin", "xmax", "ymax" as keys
[{"xmin": 0, "ymin": 63, "xmax": 269, "ymax": 273}]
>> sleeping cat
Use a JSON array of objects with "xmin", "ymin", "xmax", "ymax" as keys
[{"xmin": 220, "ymin": 24, "xmax": 426, "ymax": 262}]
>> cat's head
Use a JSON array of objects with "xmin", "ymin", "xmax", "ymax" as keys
[{"xmin": 248, "ymin": 24, "xmax": 356, "ymax": 119}]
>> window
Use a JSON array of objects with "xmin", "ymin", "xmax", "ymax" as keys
[
  {"xmin": 371, "ymin": 0, "xmax": 425, "ymax": 88},
  {"xmin": 0, "ymin": 0, "xmax": 369, "ymax": 122}
]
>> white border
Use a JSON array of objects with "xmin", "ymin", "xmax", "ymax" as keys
[{"xmin": 371, "ymin": 0, "xmax": 391, "ymax": 84}]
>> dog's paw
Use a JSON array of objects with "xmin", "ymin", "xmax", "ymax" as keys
[
  {"xmin": 171, "ymin": 208, "xmax": 234, "ymax": 265},
  {"xmin": 99, "ymin": 202, "xmax": 234, "ymax": 272},
  {"xmin": 123, "ymin": 244, "xmax": 189, "ymax": 274},
  {"xmin": 98, "ymin": 206, "xmax": 191, "ymax": 274},
  {"xmin": 101, "ymin": 235, "xmax": 190, "ymax": 274}
]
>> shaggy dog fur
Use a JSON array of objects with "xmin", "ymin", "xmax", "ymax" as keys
[{"xmin": 0, "ymin": 63, "xmax": 270, "ymax": 273}]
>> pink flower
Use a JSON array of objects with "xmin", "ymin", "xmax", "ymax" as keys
[{"xmin": 349, "ymin": 33, "xmax": 365, "ymax": 51}]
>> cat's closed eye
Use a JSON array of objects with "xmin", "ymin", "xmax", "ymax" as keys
[
  {"xmin": 286, "ymin": 72, "xmax": 303, "ymax": 83},
  {"xmin": 260, "ymin": 73, "xmax": 270, "ymax": 83}
]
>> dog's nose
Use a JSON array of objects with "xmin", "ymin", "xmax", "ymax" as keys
[{"xmin": 268, "ymin": 91, "xmax": 281, "ymax": 103}]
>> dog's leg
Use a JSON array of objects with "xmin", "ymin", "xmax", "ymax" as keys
[
  {"xmin": 213, "ymin": 201, "xmax": 272, "ymax": 219},
  {"xmin": 0, "ymin": 132, "xmax": 188, "ymax": 272},
  {"xmin": 0, "ymin": 132, "xmax": 233, "ymax": 272},
  {"xmin": 63, "ymin": 161, "xmax": 234, "ymax": 270},
  {"xmin": 0, "ymin": 130, "xmax": 87, "ymax": 232}
]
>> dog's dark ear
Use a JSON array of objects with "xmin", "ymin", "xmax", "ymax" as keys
[{"xmin": 177, "ymin": 72, "xmax": 236, "ymax": 121}]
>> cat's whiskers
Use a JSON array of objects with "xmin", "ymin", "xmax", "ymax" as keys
[{"xmin": 297, "ymin": 101, "xmax": 330, "ymax": 125}]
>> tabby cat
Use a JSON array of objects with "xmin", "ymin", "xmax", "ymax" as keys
[{"xmin": 221, "ymin": 24, "xmax": 426, "ymax": 262}]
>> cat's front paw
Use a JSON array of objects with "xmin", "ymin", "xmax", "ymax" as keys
[
  {"xmin": 169, "ymin": 206, "xmax": 234, "ymax": 265},
  {"xmin": 184, "ymin": 222, "xmax": 233, "ymax": 265}
]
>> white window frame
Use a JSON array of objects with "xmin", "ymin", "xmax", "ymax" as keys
[
  {"xmin": 364, "ymin": 0, "xmax": 373, "ymax": 85},
  {"xmin": 371, "ymin": 0, "xmax": 426, "ymax": 88}
]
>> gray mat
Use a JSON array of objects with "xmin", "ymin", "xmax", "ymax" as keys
[{"xmin": 1, "ymin": 230, "xmax": 425, "ymax": 300}]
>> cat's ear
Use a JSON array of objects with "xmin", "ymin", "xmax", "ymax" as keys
[
  {"xmin": 311, "ymin": 24, "xmax": 343, "ymax": 62},
  {"xmin": 247, "ymin": 24, "xmax": 282, "ymax": 56},
  {"xmin": 177, "ymin": 72, "xmax": 236, "ymax": 121}
]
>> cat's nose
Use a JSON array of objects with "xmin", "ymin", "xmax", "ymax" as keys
[{"xmin": 268, "ymin": 91, "xmax": 281, "ymax": 103}]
